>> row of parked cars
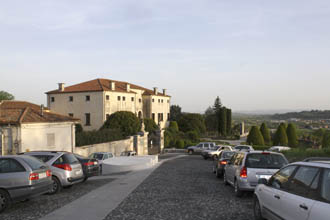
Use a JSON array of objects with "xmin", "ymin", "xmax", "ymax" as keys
[
  {"xmin": 0, "ymin": 150, "xmax": 136, "ymax": 213},
  {"xmin": 197, "ymin": 143, "xmax": 330, "ymax": 220}
]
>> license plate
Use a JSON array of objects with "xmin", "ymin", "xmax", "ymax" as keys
[
  {"xmin": 39, "ymin": 172, "xmax": 47, "ymax": 179},
  {"xmin": 257, "ymin": 175, "xmax": 271, "ymax": 180}
]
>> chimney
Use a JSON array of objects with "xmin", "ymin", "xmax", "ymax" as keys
[
  {"xmin": 41, "ymin": 104, "xmax": 44, "ymax": 117},
  {"xmin": 163, "ymin": 89, "xmax": 166, "ymax": 95},
  {"xmin": 153, "ymin": 87, "xmax": 158, "ymax": 95},
  {"xmin": 110, "ymin": 82, "xmax": 116, "ymax": 91},
  {"xmin": 58, "ymin": 83, "xmax": 65, "ymax": 92},
  {"xmin": 126, "ymin": 83, "xmax": 130, "ymax": 92}
]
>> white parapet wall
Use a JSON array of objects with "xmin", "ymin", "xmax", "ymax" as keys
[{"xmin": 102, "ymin": 155, "xmax": 158, "ymax": 174}]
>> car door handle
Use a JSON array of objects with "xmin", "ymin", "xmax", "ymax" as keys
[
  {"xmin": 274, "ymin": 195, "xmax": 280, "ymax": 200},
  {"xmin": 299, "ymin": 204, "xmax": 308, "ymax": 210}
]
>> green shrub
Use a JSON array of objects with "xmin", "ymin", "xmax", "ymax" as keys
[
  {"xmin": 186, "ymin": 130, "xmax": 199, "ymax": 143},
  {"xmin": 75, "ymin": 124, "xmax": 83, "ymax": 133},
  {"xmin": 282, "ymin": 148, "xmax": 330, "ymax": 162},
  {"xmin": 143, "ymin": 118, "xmax": 159, "ymax": 133},
  {"xmin": 253, "ymin": 145, "xmax": 270, "ymax": 151},
  {"xmin": 76, "ymin": 129, "xmax": 124, "ymax": 147},
  {"xmin": 100, "ymin": 111, "xmax": 141, "ymax": 136},
  {"xmin": 176, "ymin": 140, "xmax": 185, "ymax": 149},
  {"xmin": 169, "ymin": 121, "xmax": 179, "ymax": 132},
  {"xmin": 287, "ymin": 123, "xmax": 298, "ymax": 148},
  {"xmin": 247, "ymin": 126, "xmax": 265, "ymax": 145}
]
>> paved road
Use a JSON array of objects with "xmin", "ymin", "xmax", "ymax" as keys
[{"xmin": 105, "ymin": 155, "xmax": 254, "ymax": 220}]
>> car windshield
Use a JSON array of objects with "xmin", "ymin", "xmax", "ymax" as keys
[
  {"xmin": 90, "ymin": 153, "xmax": 104, "ymax": 160},
  {"xmin": 222, "ymin": 151, "xmax": 235, "ymax": 159},
  {"xmin": 21, "ymin": 156, "xmax": 47, "ymax": 170},
  {"xmin": 32, "ymin": 155, "xmax": 54, "ymax": 163},
  {"xmin": 245, "ymin": 153, "xmax": 288, "ymax": 169},
  {"xmin": 321, "ymin": 169, "xmax": 330, "ymax": 202},
  {"xmin": 63, "ymin": 154, "xmax": 79, "ymax": 164}
]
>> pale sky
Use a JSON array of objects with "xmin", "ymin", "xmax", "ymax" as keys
[{"xmin": 1, "ymin": 0, "xmax": 330, "ymax": 113}]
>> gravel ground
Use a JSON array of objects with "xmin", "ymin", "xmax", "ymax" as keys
[
  {"xmin": 2, "ymin": 177, "xmax": 115, "ymax": 220},
  {"xmin": 105, "ymin": 155, "xmax": 254, "ymax": 220}
]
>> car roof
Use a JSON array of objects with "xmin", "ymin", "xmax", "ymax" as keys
[
  {"xmin": 21, "ymin": 151, "xmax": 65, "ymax": 155},
  {"xmin": 0, "ymin": 155, "xmax": 36, "ymax": 159},
  {"xmin": 290, "ymin": 161, "xmax": 330, "ymax": 169},
  {"xmin": 236, "ymin": 150, "xmax": 284, "ymax": 155}
]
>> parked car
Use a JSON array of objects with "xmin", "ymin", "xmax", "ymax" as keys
[
  {"xmin": 187, "ymin": 142, "xmax": 216, "ymax": 155},
  {"xmin": 213, "ymin": 151, "xmax": 235, "ymax": 178},
  {"xmin": 254, "ymin": 157, "xmax": 330, "ymax": 220},
  {"xmin": 268, "ymin": 146, "xmax": 291, "ymax": 152},
  {"xmin": 234, "ymin": 145, "xmax": 254, "ymax": 151},
  {"xmin": 202, "ymin": 145, "xmax": 233, "ymax": 160},
  {"xmin": 0, "ymin": 155, "xmax": 53, "ymax": 213},
  {"xmin": 120, "ymin": 150, "xmax": 137, "ymax": 156},
  {"xmin": 89, "ymin": 152, "xmax": 114, "ymax": 174},
  {"xmin": 223, "ymin": 151, "xmax": 288, "ymax": 197},
  {"xmin": 22, "ymin": 151, "xmax": 84, "ymax": 194},
  {"xmin": 73, "ymin": 154, "xmax": 100, "ymax": 181}
]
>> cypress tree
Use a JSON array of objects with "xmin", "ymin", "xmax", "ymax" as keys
[
  {"xmin": 260, "ymin": 123, "xmax": 271, "ymax": 145},
  {"xmin": 273, "ymin": 124, "xmax": 288, "ymax": 146},
  {"xmin": 286, "ymin": 123, "xmax": 298, "ymax": 148},
  {"xmin": 219, "ymin": 107, "xmax": 227, "ymax": 136},
  {"xmin": 226, "ymin": 108, "xmax": 232, "ymax": 135},
  {"xmin": 247, "ymin": 126, "xmax": 265, "ymax": 145}
]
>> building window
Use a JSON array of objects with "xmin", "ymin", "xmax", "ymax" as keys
[
  {"xmin": 106, "ymin": 95, "xmax": 110, "ymax": 100},
  {"xmin": 68, "ymin": 113, "xmax": 74, "ymax": 117},
  {"xmin": 161, "ymin": 113, "xmax": 164, "ymax": 121},
  {"xmin": 158, "ymin": 113, "xmax": 162, "ymax": 122},
  {"xmin": 167, "ymin": 100, "xmax": 169, "ymax": 103},
  {"xmin": 69, "ymin": 96, "xmax": 73, "ymax": 102},
  {"xmin": 161, "ymin": 99, "xmax": 163, "ymax": 103},
  {"xmin": 123, "ymin": 96, "xmax": 126, "ymax": 101},
  {"xmin": 118, "ymin": 96, "xmax": 121, "ymax": 101},
  {"xmin": 86, "ymin": 95, "xmax": 90, "ymax": 101},
  {"xmin": 85, "ymin": 113, "xmax": 91, "ymax": 126},
  {"xmin": 139, "ymin": 98, "xmax": 142, "ymax": 103},
  {"xmin": 51, "ymin": 97, "xmax": 55, "ymax": 102},
  {"xmin": 131, "ymin": 97, "xmax": 134, "ymax": 102},
  {"xmin": 158, "ymin": 99, "xmax": 160, "ymax": 103},
  {"xmin": 138, "ymin": 111, "xmax": 142, "ymax": 119},
  {"xmin": 152, "ymin": 113, "xmax": 155, "ymax": 121},
  {"xmin": 152, "ymin": 99, "xmax": 154, "ymax": 103},
  {"xmin": 47, "ymin": 133, "xmax": 55, "ymax": 147}
]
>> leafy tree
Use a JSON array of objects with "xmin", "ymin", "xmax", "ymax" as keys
[
  {"xmin": 322, "ymin": 131, "xmax": 330, "ymax": 148},
  {"xmin": 143, "ymin": 118, "xmax": 159, "ymax": 133},
  {"xmin": 100, "ymin": 111, "xmax": 141, "ymax": 136},
  {"xmin": 75, "ymin": 124, "xmax": 83, "ymax": 133},
  {"xmin": 170, "ymin": 105, "xmax": 182, "ymax": 121},
  {"xmin": 204, "ymin": 107, "xmax": 218, "ymax": 132},
  {"xmin": 176, "ymin": 139, "xmax": 185, "ymax": 149},
  {"xmin": 260, "ymin": 123, "xmax": 271, "ymax": 145},
  {"xmin": 219, "ymin": 107, "xmax": 227, "ymax": 136},
  {"xmin": 247, "ymin": 126, "xmax": 265, "ymax": 145},
  {"xmin": 186, "ymin": 130, "xmax": 199, "ymax": 143},
  {"xmin": 286, "ymin": 123, "xmax": 298, "ymax": 148},
  {"xmin": 226, "ymin": 108, "xmax": 232, "ymax": 135},
  {"xmin": 312, "ymin": 128, "xmax": 326, "ymax": 144},
  {"xmin": 0, "ymin": 91, "xmax": 14, "ymax": 101},
  {"xmin": 177, "ymin": 113, "xmax": 206, "ymax": 136},
  {"xmin": 213, "ymin": 96, "xmax": 222, "ymax": 112},
  {"xmin": 273, "ymin": 124, "xmax": 288, "ymax": 146},
  {"xmin": 168, "ymin": 121, "xmax": 179, "ymax": 132}
]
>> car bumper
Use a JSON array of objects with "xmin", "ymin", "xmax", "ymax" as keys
[
  {"xmin": 237, "ymin": 178, "xmax": 256, "ymax": 191},
  {"xmin": 85, "ymin": 167, "xmax": 100, "ymax": 177}
]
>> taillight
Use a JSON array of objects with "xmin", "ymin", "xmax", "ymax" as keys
[
  {"xmin": 220, "ymin": 161, "xmax": 227, "ymax": 165},
  {"xmin": 262, "ymin": 152, "xmax": 270, "ymax": 155},
  {"xmin": 46, "ymin": 170, "xmax": 52, "ymax": 177},
  {"xmin": 84, "ymin": 162, "xmax": 95, "ymax": 166},
  {"xmin": 29, "ymin": 173, "xmax": 39, "ymax": 180},
  {"xmin": 240, "ymin": 166, "xmax": 247, "ymax": 178},
  {"xmin": 53, "ymin": 164, "xmax": 72, "ymax": 171}
]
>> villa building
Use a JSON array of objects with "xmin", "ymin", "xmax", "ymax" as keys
[{"xmin": 46, "ymin": 78, "xmax": 171, "ymax": 131}]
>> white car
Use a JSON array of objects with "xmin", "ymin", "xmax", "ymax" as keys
[
  {"xmin": 187, "ymin": 142, "xmax": 216, "ymax": 155},
  {"xmin": 254, "ymin": 158, "xmax": 330, "ymax": 220},
  {"xmin": 201, "ymin": 145, "xmax": 233, "ymax": 160},
  {"xmin": 268, "ymin": 146, "xmax": 291, "ymax": 152},
  {"xmin": 234, "ymin": 145, "xmax": 254, "ymax": 151}
]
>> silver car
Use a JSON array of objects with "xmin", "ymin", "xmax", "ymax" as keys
[
  {"xmin": 254, "ymin": 158, "xmax": 330, "ymax": 220},
  {"xmin": 89, "ymin": 152, "xmax": 114, "ymax": 174},
  {"xmin": 0, "ymin": 155, "xmax": 53, "ymax": 213},
  {"xmin": 224, "ymin": 151, "xmax": 288, "ymax": 197},
  {"xmin": 23, "ymin": 151, "xmax": 84, "ymax": 194},
  {"xmin": 234, "ymin": 145, "xmax": 254, "ymax": 151}
]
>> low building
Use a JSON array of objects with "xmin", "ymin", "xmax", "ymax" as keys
[
  {"xmin": 46, "ymin": 78, "xmax": 171, "ymax": 131},
  {"xmin": 0, "ymin": 101, "xmax": 79, "ymax": 155}
]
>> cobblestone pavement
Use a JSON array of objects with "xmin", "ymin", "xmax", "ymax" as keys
[
  {"xmin": 2, "ymin": 177, "xmax": 115, "ymax": 220},
  {"xmin": 105, "ymin": 155, "xmax": 254, "ymax": 220}
]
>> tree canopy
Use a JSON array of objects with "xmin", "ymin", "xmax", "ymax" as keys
[
  {"xmin": 0, "ymin": 91, "xmax": 14, "ymax": 101},
  {"xmin": 260, "ymin": 123, "xmax": 271, "ymax": 145},
  {"xmin": 143, "ymin": 118, "xmax": 159, "ymax": 133},
  {"xmin": 247, "ymin": 126, "xmax": 265, "ymax": 145},
  {"xmin": 286, "ymin": 123, "xmax": 298, "ymax": 148},
  {"xmin": 170, "ymin": 105, "xmax": 182, "ymax": 121},
  {"xmin": 177, "ymin": 113, "xmax": 206, "ymax": 136},
  {"xmin": 273, "ymin": 124, "xmax": 288, "ymax": 146}
]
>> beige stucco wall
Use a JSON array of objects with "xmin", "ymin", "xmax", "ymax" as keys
[
  {"xmin": 48, "ymin": 92, "xmax": 104, "ymax": 131},
  {"xmin": 20, "ymin": 122, "xmax": 75, "ymax": 152},
  {"xmin": 147, "ymin": 95, "xmax": 170, "ymax": 129}
]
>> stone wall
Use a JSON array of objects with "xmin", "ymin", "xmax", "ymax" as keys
[{"xmin": 74, "ymin": 132, "xmax": 149, "ymax": 157}]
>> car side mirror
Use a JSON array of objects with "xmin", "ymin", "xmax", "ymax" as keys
[{"xmin": 258, "ymin": 178, "xmax": 268, "ymax": 185}]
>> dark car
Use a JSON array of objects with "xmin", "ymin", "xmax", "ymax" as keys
[
  {"xmin": 0, "ymin": 155, "xmax": 53, "ymax": 213},
  {"xmin": 74, "ymin": 154, "xmax": 100, "ymax": 181},
  {"xmin": 213, "ymin": 151, "xmax": 235, "ymax": 178}
]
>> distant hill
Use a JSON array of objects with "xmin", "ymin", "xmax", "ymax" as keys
[{"xmin": 271, "ymin": 110, "xmax": 330, "ymax": 120}]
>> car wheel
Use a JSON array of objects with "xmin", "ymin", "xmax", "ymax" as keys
[
  {"xmin": 254, "ymin": 197, "xmax": 265, "ymax": 220},
  {"xmin": 234, "ymin": 180, "xmax": 243, "ymax": 197},
  {"xmin": 223, "ymin": 172, "xmax": 229, "ymax": 185},
  {"xmin": 82, "ymin": 176, "xmax": 88, "ymax": 182},
  {"xmin": 0, "ymin": 189, "xmax": 11, "ymax": 213},
  {"xmin": 188, "ymin": 150, "xmax": 193, "ymax": 155},
  {"xmin": 49, "ymin": 176, "xmax": 62, "ymax": 195}
]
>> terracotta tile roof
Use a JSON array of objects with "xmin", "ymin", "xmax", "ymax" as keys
[
  {"xmin": 0, "ymin": 101, "xmax": 79, "ymax": 125},
  {"xmin": 46, "ymin": 78, "xmax": 170, "ymax": 97}
]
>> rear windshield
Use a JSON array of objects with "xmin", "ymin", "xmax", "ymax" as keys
[
  {"xmin": 222, "ymin": 151, "xmax": 235, "ymax": 159},
  {"xmin": 245, "ymin": 153, "xmax": 288, "ymax": 169},
  {"xmin": 62, "ymin": 154, "xmax": 79, "ymax": 164},
  {"xmin": 21, "ymin": 156, "xmax": 47, "ymax": 170},
  {"xmin": 32, "ymin": 155, "xmax": 54, "ymax": 163},
  {"xmin": 235, "ymin": 146, "xmax": 250, "ymax": 150}
]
